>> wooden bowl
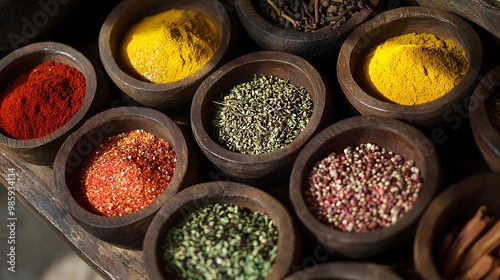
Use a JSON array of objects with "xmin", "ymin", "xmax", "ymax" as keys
[
  {"xmin": 143, "ymin": 181, "xmax": 302, "ymax": 280},
  {"xmin": 0, "ymin": 41, "xmax": 100, "ymax": 166},
  {"xmin": 289, "ymin": 115, "xmax": 441, "ymax": 259},
  {"xmin": 415, "ymin": 0, "xmax": 500, "ymax": 42},
  {"xmin": 337, "ymin": 6, "xmax": 482, "ymax": 127},
  {"xmin": 98, "ymin": 0, "xmax": 232, "ymax": 112},
  {"xmin": 469, "ymin": 65, "xmax": 500, "ymax": 172},
  {"xmin": 414, "ymin": 172, "xmax": 500, "ymax": 280},
  {"xmin": 283, "ymin": 262, "xmax": 403, "ymax": 280},
  {"xmin": 190, "ymin": 51, "xmax": 333, "ymax": 186},
  {"xmin": 53, "ymin": 106, "xmax": 198, "ymax": 249},
  {"xmin": 234, "ymin": 0, "xmax": 379, "ymax": 60}
]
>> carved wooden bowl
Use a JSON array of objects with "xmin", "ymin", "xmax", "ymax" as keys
[
  {"xmin": 337, "ymin": 6, "xmax": 482, "ymax": 127},
  {"xmin": 53, "ymin": 106, "xmax": 198, "ymax": 249},
  {"xmin": 190, "ymin": 51, "xmax": 332, "ymax": 186},
  {"xmin": 414, "ymin": 172, "xmax": 500, "ymax": 280},
  {"xmin": 0, "ymin": 42, "xmax": 101, "ymax": 165},
  {"xmin": 98, "ymin": 0, "xmax": 232, "ymax": 113},
  {"xmin": 469, "ymin": 65, "xmax": 500, "ymax": 172},
  {"xmin": 143, "ymin": 181, "xmax": 302, "ymax": 280},
  {"xmin": 234, "ymin": 0, "xmax": 380, "ymax": 59},
  {"xmin": 289, "ymin": 115, "xmax": 441, "ymax": 259},
  {"xmin": 283, "ymin": 261, "xmax": 403, "ymax": 280}
]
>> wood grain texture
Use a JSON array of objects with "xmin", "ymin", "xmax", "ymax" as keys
[
  {"xmin": 415, "ymin": 0, "xmax": 500, "ymax": 41},
  {"xmin": 0, "ymin": 148, "xmax": 147, "ymax": 280}
]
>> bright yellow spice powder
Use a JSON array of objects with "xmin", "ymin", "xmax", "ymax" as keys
[
  {"xmin": 358, "ymin": 33, "xmax": 469, "ymax": 105},
  {"xmin": 120, "ymin": 9, "xmax": 219, "ymax": 84}
]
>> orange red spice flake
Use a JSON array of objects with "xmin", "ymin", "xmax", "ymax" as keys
[{"xmin": 75, "ymin": 129, "xmax": 176, "ymax": 217}]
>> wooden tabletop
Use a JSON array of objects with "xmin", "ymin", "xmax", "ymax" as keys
[{"xmin": 0, "ymin": 149, "xmax": 146, "ymax": 280}]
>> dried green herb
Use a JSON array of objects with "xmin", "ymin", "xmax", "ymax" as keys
[
  {"xmin": 211, "ymin": 74, "xmax": 313, "ymax": 154},
  {"xmin": 162, "ymin": 203, "xmax": 278, "ymax": 280}
]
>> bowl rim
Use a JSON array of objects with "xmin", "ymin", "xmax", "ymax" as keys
[
  {"xmin": 289, "ymin": 115, "xmax": 441, "ymax": 254},
  {"xmin": 337, "ymin": 6, "xmax": 483, "ymax": 122},
  {"xmin": 0, "ymin": 41, "xmax": 97, "ymax": 147},
  {"xmin": 143, "ymin": 180, "xmax": 300, "ymax": 280},
  {"xmin": 469, "ymin": 64, "xmax": 500, "ymax": 171},
  {"xmin": 53, "ymin": 106, "xmax": 189, "ymax": 228},
  {"xmin": 98, "ymin": 0, "xmax": 231, "ymax": 91},
  {"xmin": 413, "ymin": 172, "xmax": 500, "ymax": 280},
  {"xmin": 190, "ymin": 50, "xmax": 329, "ymax": 164},
  {"xmin": 234, "ymin": 0, "xmax": 380, "ymax": 41},
  {"xmin": 283, "ymin": 261, "xmax": 404, "ymax": 280}
]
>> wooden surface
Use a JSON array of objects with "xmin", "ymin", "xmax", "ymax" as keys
[
  {"xmin": 0, "ymin": 1, "xmax": 498, "ymax": 279},
  {"xmin": 0, "ymin": 148, "xmax": 147, "ymax": 280}
]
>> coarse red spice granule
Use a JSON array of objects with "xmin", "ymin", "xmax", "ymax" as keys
[{"xmin": 75, "ymin": 129, "xmax": 176, "ymax": 217}]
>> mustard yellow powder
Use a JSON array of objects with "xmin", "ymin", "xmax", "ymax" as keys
[
  {"xmin": 120, "ymin": 9, "xmax": 219, "ymax": 84},
  {"xmin": 358, "ymin": 33, "xmax": 469, "ymax": 105}
]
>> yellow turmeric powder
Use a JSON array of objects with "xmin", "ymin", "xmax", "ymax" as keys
[
  {"xmin": 120, "ymin": 9, "xmax": 219, "ymax": 84},
  {"xmin": 357, "ymin": 33, "xmax": 469, "ymax": 105}
]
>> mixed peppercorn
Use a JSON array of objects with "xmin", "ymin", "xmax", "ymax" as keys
[{"xmin": 304, "ymin": 143, "xmax": 423, "ymax": 232}]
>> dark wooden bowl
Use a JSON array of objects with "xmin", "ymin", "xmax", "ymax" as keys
[
  {"xmin": 98, "ymin": 0, "xmax": 232, "ymax": 113},
  {"xmin": 337, "ymin": 6, "xmax": 482, "ymax": 127},
  {"xmin": 0, "ymin": 42, "xmax": 99, "ymax": 166},
  {"xmin": 415, "ymin": 0, "xmax": 500, "ymax": 42},
  {"xmin": 143, "ymin": 181, "xmax": 302, "ymax": 280},
  {"xmin": 53, "ymin": 106, "xmax": 198, "ymax": 250},
  {"xmin": 469, "ymin": 65, "xmax": 500, "ymax": 172},
  {"xmin": 289, "ymin": 115, "xmax": 441, "ymax": 259},
  {"xmin": 234, "ymin": 0, "xmax": 380, "ymax": 60},
  {"xmin": 283, "ymin": 261, "xmax": 403, "ymax": 280},
  {"xmin": 190, "ymin": 51, "xmax": 333, "ymax": 186},
  {"xmin": 414, "ymin": 172, "xmax": 500, "ymax": 280}
]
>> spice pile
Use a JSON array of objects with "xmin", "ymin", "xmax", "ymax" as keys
[
  {"xmin": 75, "ymin": 129, "xmax": 176, "ymax": 217},
  {"xmin": 438, "ymin": 205, "xmax": 500, "ymax": 280},
  {"xmin": 486, "ymin": 91, "xmax": 500, "ymax": 133},
  {"xmin": 120, "ymin": 8, "xmax": 219, "ymax": 83},
  {"xmin": 0, "ymin": 61, "xmax": 85, "ymax": 140},
  {"xmin": 162, "ymin": 203, "xmax": 278, "ymax": 279},
  {"xmin": 357, "ymin": 32, "xmax": 469, "ymax": 105},
  {"xmin": 259, "ymin": 0, "xmax": 366, "ymax": 31},
  {"xmin": 304, "ymin": 143, "xmax": 423, "ymax": 232},
  {"xmin": 212, "ymin": 74, "xmax": 313, "ymax": 154}
]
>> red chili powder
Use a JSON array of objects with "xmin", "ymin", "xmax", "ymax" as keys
[
  {"xmin": 75, "ymin": 129, "xmax": 177, "ymax": 217},
  {"xmin": 0, "ymin": 61, "xmax": 86, "ymax": 140}
]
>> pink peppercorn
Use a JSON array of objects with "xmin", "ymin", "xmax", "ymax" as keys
[{"xmin": 304, "ymin": 143, "xmax": 423, "ymax": 233}]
